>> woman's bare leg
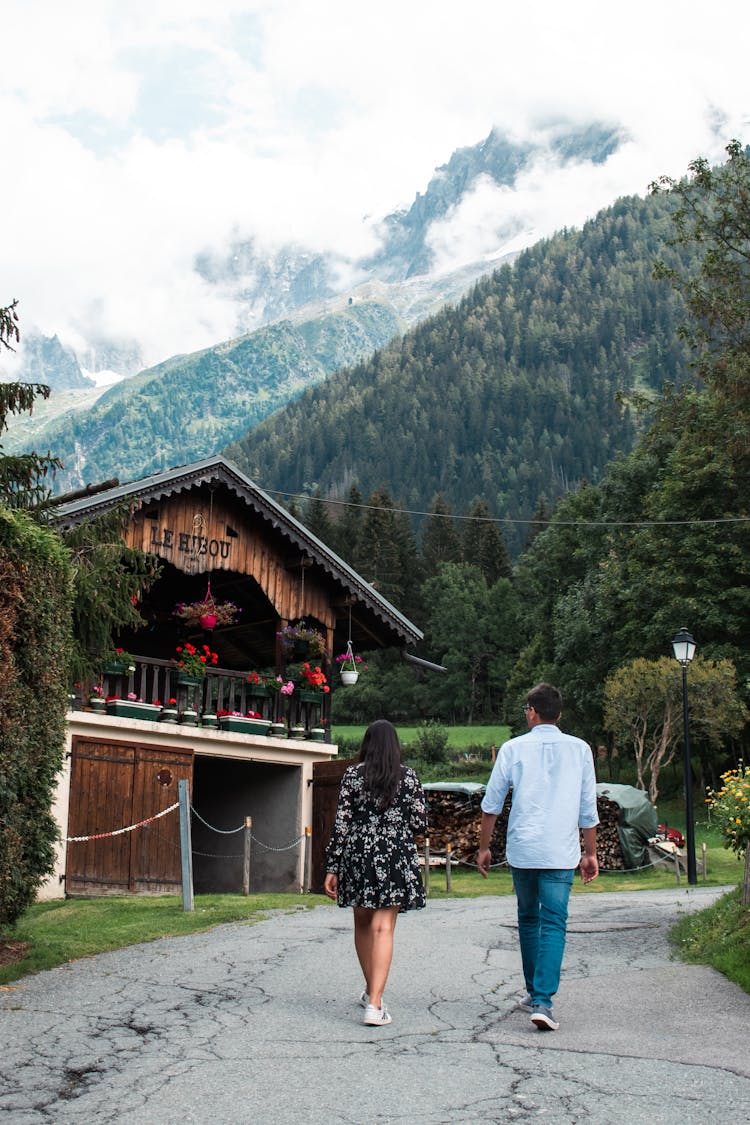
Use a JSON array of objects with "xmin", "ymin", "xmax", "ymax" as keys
[
  {"xmin": 353, "ymin": 906, "xmax": 398, "ymax": 1009},
  {"xmin": 353, "ymin": 907, "xmax": 374, "ymax": 985}
]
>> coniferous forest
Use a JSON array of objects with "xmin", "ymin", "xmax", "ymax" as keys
[
  {"xmin": 228, "ymin": 190, "xmax": 695, "ymax": 556},
  {"xmin": 231, "ymin": 147, "xmax": 750, "ymax": 791}
]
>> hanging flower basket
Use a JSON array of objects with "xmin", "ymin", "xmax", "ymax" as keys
[
  {"xmin": 335, "ymin": 645, "xmax": 367, "ymax": 686},
  {"xmin": 173, "ymin": 579, "xmax": 240, "ymax": 631},
  {"xmin": 277, "ymin": 621, "xmax": 327, "ymax": 660}
]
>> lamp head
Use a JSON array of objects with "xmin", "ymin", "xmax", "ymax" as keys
[{"xmin": 671, "ymin": 627, "xmax": 696, "ymax": 665}]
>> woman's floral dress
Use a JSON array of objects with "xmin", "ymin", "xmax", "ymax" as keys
[{"xmin": 325, "ymin": 763, "xmax": 427, "ymax": 912}]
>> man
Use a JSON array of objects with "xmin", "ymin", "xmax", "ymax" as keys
[{"xmin": 477, "ymin": 683, "xmax": 599, "ymax": 1032}]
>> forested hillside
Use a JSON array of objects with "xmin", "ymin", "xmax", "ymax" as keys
[
  {"xmin": 228, "ymin": 191, "xmax": 694, "ymax": 554},
  {"xmin": 9, "ymin": 301, "xmax": 402, "ymax": 491}
]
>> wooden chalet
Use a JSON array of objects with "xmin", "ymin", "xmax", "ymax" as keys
[{"xmin": 43, "ymin": 455, "xmax": 423, "ymax": 899}]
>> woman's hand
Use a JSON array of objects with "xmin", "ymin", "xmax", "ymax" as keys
[{"xmin": 323, "ymin": 872, "xmax": 338, "ymax": 900}]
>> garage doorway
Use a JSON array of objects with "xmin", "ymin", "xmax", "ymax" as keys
[{"xmin": 192, "ymin": 756, "xmax": 302, "ymax": 893}]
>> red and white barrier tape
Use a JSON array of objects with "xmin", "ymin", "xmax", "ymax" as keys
[{"xmin": 65, "ymin": 801, "xmax": 180, "ymax": 843}]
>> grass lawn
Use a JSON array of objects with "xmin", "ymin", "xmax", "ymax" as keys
[
  {"xmin": 0, "ymin": 893, "xmax": 327, "ymax": 986},
  {"xmin": 669, "ymin": 886, "xmax": 750, "ymax": 993},
  {"xmin": 332, "ymin": 724, "xmax": 510, "ymax": 750}
]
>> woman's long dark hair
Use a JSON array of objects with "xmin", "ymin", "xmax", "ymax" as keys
[{"xmin": 359, "ymin": 719, "xmax": 403, "ymax": 810}]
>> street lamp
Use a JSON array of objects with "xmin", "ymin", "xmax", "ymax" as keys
[{"xmin": 671, "ymin": 627, "xmax": 697, "ymax": 885}]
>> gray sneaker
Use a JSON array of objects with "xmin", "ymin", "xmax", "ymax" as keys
[
  {"xmin": 364, "ymin": 1003, "xmax": 392, "ymax": 1026},
  {"xmin": 515, "ymin": 991, "xmax": 533, "ymax": 1012},
  {"xmin": 530, "ymin": 1005, "xmax": 559, "ymax": 1031},
  {"xmin": 359, "ymin": 990, "xmax": 369, "ymax": 1008}
]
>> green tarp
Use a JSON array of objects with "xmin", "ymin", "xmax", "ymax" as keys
[{"xmin": 597, "ymin": 783, "xmax": 658, "ymax": 870}]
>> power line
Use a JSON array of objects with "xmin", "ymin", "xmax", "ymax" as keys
[{"xmin": 261, "ymin": 486, "xmax": 750, "ymax": 529}]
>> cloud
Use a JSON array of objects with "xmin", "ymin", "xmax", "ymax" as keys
[{"xmin": 1, "ymin": 0, "xmax": 748, "ymax": 370}]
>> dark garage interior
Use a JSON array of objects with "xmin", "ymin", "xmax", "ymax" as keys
[{"xmin": 192, "ymin": 756, "xmax": 302, "ymax": 893}]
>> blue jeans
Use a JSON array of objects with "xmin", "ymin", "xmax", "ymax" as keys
[{"xmin": 511, "ymin": 867, "xmax": 574, "ymax": 1009}]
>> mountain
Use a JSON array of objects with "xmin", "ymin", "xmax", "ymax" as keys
[
  {"xmin": 225, "ymin": 190, "xmax": 696, "ymax": 555},
  {"xmin": 4, "ymin": 298, "xmax": 404, "ymax": 489},
  {"xmin": 365, "ymin": 122, "xmax": 624, "ymax": 281},
  {"xmin": 13, "ymin": 334, "xmax": 94, "ymax": 390},
  {"xmin": 21, "ymin": 121, "xmax": 626, "ymax": 388}
]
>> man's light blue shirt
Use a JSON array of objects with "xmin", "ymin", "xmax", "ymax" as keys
[{"xmin": 481, "ymin": 724, "xmax": 599, "ymax": 869}]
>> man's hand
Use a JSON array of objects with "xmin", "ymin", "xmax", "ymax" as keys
[
  {"xmin": 579, "ymin": 854, "xmax": 599, "ymax": 884},
  {"xmin": 476, "ymin": 847, "xmax": 492, "ymax": 878},
  {"xmin": 323, "ymin": 872, "xmax": 338, "ymax": 900}
]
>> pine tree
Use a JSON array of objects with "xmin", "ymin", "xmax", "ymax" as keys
[
  {"xmin": 421, "ymin": 493, "xmax": 461, "ymax": 577},
  {"xmin": 462, "ymin": 497, "xmax": 512, "ymax": 583}
]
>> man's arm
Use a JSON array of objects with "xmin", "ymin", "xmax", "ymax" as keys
[
  {"xmin": 477, "ymin": 811, "xmax": 498, "ymax": 877},
  {"xmin": 580, "ymin": 826, "xmax": 598, "ymax": 884}
]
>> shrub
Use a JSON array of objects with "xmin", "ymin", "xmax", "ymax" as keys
[
  {"xmin": 413, "ymin": 720, "xmax": 450, "ymax": 764},
  {"xmin": 0, "ymin": 507, "xmax": 73, "ymax": 927}
]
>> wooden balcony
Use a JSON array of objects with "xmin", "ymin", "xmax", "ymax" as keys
[{"xmin": 76, "ymin": 655, "xmax": 329, "ymax": 736}]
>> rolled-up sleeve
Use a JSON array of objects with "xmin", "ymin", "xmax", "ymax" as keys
[
  {"xmin": 481, "ymin": 751, "xmax": 511, "ymax": 815},
  {"xmin": 578, "ymin": 747, "xmax": 599, "ymax": 828}
]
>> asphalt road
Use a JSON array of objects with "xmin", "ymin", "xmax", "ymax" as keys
[{"xmin": 0, "ymin": 886, "xmax": 747, "ymax": 1124}]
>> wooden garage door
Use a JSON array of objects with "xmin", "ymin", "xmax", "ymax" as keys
[
  {"xmin": 310, "ymin": 758, "xmax": 356, "ymax": 894},
  {"xmin": 66, "ymin": 738, "xmax": 193, "ymax": 895}
]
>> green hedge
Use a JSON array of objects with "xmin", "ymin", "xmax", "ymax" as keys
[{"xmin": 0, "ymin": 507, "xmax": 73, "ymax": 926}]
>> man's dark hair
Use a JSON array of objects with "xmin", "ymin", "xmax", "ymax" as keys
[
  {"xmin": 359, "ymin": 718, "xmax": 403, "ymax": 809},
  {"xmin": 527, "ymin": 683, "xmax": 562, "ymax": 722}
]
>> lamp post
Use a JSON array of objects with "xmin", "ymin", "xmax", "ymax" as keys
[{"xmin": 671, "ymin": 627, "xmax": 697, "ymax": 885}]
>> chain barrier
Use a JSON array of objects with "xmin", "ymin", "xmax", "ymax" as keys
[
  {"xmin": 190, "ymin": 804, "xmax": 304, "ymax": 853},
  {"xmin": 251, "ymin": 833, "xmax": 306, "ymax": 852},
  {"xmin": 65, "ymin": 802, "xmax": 180, "ymax": 842},
  {"xmin": 190, "ymin": 807, "xmax": 245, "ymax": 835}
]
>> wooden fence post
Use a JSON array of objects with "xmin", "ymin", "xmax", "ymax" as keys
[
  {"xmin": 243, "ymin": 816, "xmax": 253, "ymax": 895},
  {"xmin": 178, "ymin": 778, "xmax": 194, "ymax": 912},
  {"xmin": 445, "ymin": 843, "xmax": 452, "ymax": 892},
  {"xmin": 423, "ymin": 837, "xmax": 430, "ymax": 896}
]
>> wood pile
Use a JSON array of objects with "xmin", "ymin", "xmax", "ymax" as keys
[
  {"xmin": 417, "ymin": 790, "xmax": 626, "ymax": 870},
  {"xmin": 416, "ymin": 791, "xmax": 511, "ymax": 864},
  {"xmin": 584, "ymin": 794, "xmax": 625, "ymax": 870}
]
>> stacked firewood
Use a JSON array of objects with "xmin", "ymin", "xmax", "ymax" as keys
[
  {"xmin": 417, "ymin": 790, "xmax": 626, "ymax": 870},
  {"xmin": 416, "ymin": 791, "xmax": 511, "ymax": 864},
  {"xmin": 584, "ymin": 794, "xmax": 625, "ymax": 870}
]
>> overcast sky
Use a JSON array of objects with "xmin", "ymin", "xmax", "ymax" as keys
[{"xmin": 2, "ymin": 0, "xmax": 748, "ymax": 371}]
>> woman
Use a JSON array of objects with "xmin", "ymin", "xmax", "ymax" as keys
[{"xmin": 324, "ymin": 719, "xmax": 427, "ymax": 1026}]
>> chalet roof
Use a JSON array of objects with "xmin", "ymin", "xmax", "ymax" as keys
[{"xmin": 52, "ymin": 455, "xmax": 423, "ymax": 648}]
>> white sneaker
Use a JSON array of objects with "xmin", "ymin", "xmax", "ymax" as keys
[
  {"xmin": 358, "ymin": 990, "xmax": 369, "ymax": 1008},
  {"xmin": 363, "ymin": 1003, "xmax": 392, "ymax": 1026}
]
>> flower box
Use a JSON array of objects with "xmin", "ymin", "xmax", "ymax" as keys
[
  {"xmin": 180, "ymin": 709, "xmax": 199, "ymax": 725},
  {"xmin": 160, "ymin": 708, "xmax": 179, "ymax": 724},
  {"xmin": 89, "ymin": 697, "xmax": 106, "ymax": 713},
  {"xmin": 177, "ymin": 672, "xmax": 205, "ymax": 688},
  {"xmin": 288, "ymin": 724, "xmax": 306, "ymax": 740},
  {"xmin": 201, "ymin": 713, "xmax": 218, "ymax": 728},
  {"xmin": 218, "ymin": 716, "xmax": 270, "ymax": 735},
  {"xmin": 308, "ymin": 727, "xmax": 326, "ymax": 742},
  {"xmin": 268, "ymin": 722, "xmax": 286, "ymax": 738},
  {"xmin": 299, "ymin": 689, "xmax": 324, "ymax": 704},
  {"xmin": 106, "ymin": 700, "xmax": 161, "ymax": 720},
  {"xmin": 103, "ymin": 661, "xmax": 131, "ymax": 676},
  {"xmin": 247, "ymin": 684, "xmax": 269, "ymax": 698}
]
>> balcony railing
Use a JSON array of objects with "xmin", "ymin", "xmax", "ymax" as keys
[{"xmin": 77, "ymin": 655, "xmax": 329, "ymax": 735}]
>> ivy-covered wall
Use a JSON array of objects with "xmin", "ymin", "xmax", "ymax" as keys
[{"xmin": 0, "ymin": 506, "xmax": 73, "ymax": 926}]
